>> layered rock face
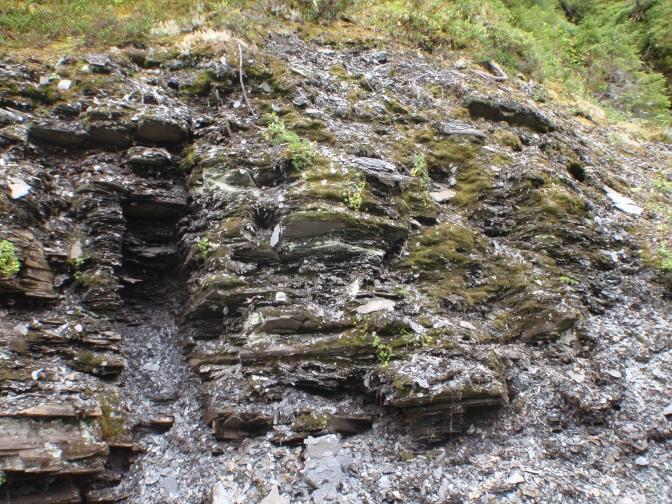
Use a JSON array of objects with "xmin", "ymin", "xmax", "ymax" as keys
[{"xmin": 1, "ymin": 31, "xmax": 671, "ymax": 503}]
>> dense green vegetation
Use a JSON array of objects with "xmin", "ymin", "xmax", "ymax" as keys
[
  {"xmin": 1, "ymin": 1, "xmax": 670, "ymax": 123},
  {"xmin": 359, "ymin": 0, "xmax": 672, "ymax": 121},
  {"xmin": 0, "ymin": 239, "xmax": 20, "ymax": 278},
  {"xmin": 264, "ymin": 112, "xmax": 317, "ymax": 170}
]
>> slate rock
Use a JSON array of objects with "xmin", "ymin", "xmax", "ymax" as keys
[
  {"xmin": 127, "ymin": 146, "xmax": 172, "ymax": 167},
  {"xmin": 465, "ymin": 96, "xmax": 555, "ymax": 133},
  {"xmin": 436, "ymin": 120, "xmax": 486, "ymax": 139},
  {"xmin": 354, "ymin": 298, "xmax": 395, "ymax": 314},
  {"xmin": 258, "ymin": 485, "xmax": 290, "ymax": 504},
  {"xmin": 28, "ymin": 121, "xmax": 89, "ymax": 146},
  {"xmin": 604, "ymin": 186, "xmax": 643, "ymax": 216},
  {"xmin": 134, "ymin": 107, "xmax": 190, "ymax": 144},
  {"xmin": 211, "ymin": 482, "xmax": 235, "ymax": 504}
]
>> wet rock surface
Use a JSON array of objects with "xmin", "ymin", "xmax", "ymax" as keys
[{"xmin": 1, "ymin": 31, "xmax": 671, "ymax": 504}]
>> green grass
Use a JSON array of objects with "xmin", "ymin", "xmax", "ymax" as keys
[
  {"xmin": 411, "ymin": 153, "xmax": 429, "ymax": 188},
  {"xmin": 0, "ymin": 0, "xmax": 244, "ymax": 48}
]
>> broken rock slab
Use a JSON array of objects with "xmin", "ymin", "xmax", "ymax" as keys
[
  {"xmin": 8, "ymin": 177, "xmax": 31, "ymax": 199},
  {"xmin": 520, "ymin": 308, "xmax": 578, "ymax": 342},
  {"xmin": 430, "ymin": 188, "xmax": 456, "ymax": 203},
  {"xmin": 133, "ymin": 106, "xmax": 190, "ymax": 144},
  {"xmin": 350, "ymin": 157, "xmax": 409, "ymax": 189},
  {"xmin": 84, "ymin": 106, "xmax": 135, "ymax": 147},
  {"xmin": 465, "ymin": 96, "xmax": 555, "ymax": 133},
  {"xmin": 369, "ymin": 350, "xmax": 507, "ymax": 441},
  {"xmin": 259, "ymin": 485, "xmax": 290, "ymax": 504},
  {"xmin": 436, "ymin": 120, "xmax": 486, "ymax": 139},
  {"xmin": 126, "ymin": 146, "xmax": 172, "ymax": 167},
  {"xmin": 212, "ymin": 482, "xmax": 235, "ymax": 504},
  {"xmin": 354, "ymin": 298, "xmax": 395, "ymax": 314},
  {"xmin": 603, "ymin": 186, "xmax": 643, "ymax": 216},
  {"xmin": 28, "ymin": 121, "xmax": 89, "ymax": 147},
  {"xmin": 303, "ymin": 435, "xmax": 350, "ymax": 502},
  {"xmin": 0, "ymin": 228, "xmax": 55, "ymax": 300}
]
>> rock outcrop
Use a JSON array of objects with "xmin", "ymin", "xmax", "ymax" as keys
[{"xmin": 1, "ymin": 29, "xmax": 671, "ymax": 504}]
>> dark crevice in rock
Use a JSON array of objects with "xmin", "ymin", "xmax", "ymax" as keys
[
  {"xmin": 249, "ymin": 203, "xmax": 279, "ymax": 230},
  {"xmin": 0, "ymin": 475, "xmax": 85, "ymax": 504},
  {"xmin": 567, "ymin": 161, "xmax": 587, "ymax": 182},
  {"xmin": 119, "ymin": 193, "xmax": 187, "ymax": 300}
]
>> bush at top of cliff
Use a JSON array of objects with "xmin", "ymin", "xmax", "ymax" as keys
[
  {"xmin": 278, "ymin": 0, "xmax": 354, "ymax": 21},
  {"xmin": 363, "ymin": 0, "xmax": 670, "ymax": 121},
  {"xmin": 0, "ymin": 239, "xmax": 21, "ymax": 278},
  {"xmin": 1, "ymin": 0, "xmax": 670, "ymax": 123}
]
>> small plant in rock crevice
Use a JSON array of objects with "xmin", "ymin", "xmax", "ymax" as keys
[
  {"xmin": 197, "ymin": 237, "xmax": 212, "ymax": 257},
  {"xmin": 69, "ymin": 256, "xmax": 86, "ymax": 270},
  {"xmin": 371, "ymin": 332, "xmax": 393, "ymax": 366},
  {"xmin": 0, "ymin": 239, "xmax": 21, "ymax": 278},
  {"xmin": 343, "ymin": 180, "xmax": 366, "ymax": 211},
  {"xmin": 659, "ymin": 247, "xmax": 672, "ymax": 272},
  {"xmin": 411, "ymin": 153, "xmax": 429, "ymax": 186},
  {"xmin": 264, "ymin": 112, "xmax": 316, "ymax": 171},
  {"xmin": 558, "ymin": 275, "xmax": 579, "ymax": 285},
  {"xmin": 411, "ymin": 153, "xmax": 431, "ymax": 206}
]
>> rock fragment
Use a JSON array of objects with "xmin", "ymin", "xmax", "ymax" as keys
[
  {"xmin": 304, "ymin": 435, "xmax": 345, "ymax": 501},
  {"xmin": 430, "ymin": 188, "xmax": 456, "ymax": 203},
  {"xmin": 259, "ymin": 485, "xmax": 290, "ymax": 504},
  {"xmin": 8, "ymin": 177, "xmax": 31, "ymax": 199},
  {"xmin": 354, "ymin": 298, "xmax": 395, "ymax": 314},
  {"xmin": 212, "ymin": 482, "xmax": 235, "ymax": 504},
  {"xmin": 436, "ymin": 120, "xmax": 486, "ymax": 139},
  {"xmin": 127, "ymin": 146, "xmax": 172, "ymax": 167},
  {"xmin": 604, "ymin": 186, "xmax": 643, "ymax": 216},
  {"xmin": 133, "ymin": 107, "xmax": 190, "ymax": 144},
  {"xmin": 28, "ymin": 121, "xmax": 89, "ymax": 146},
  {"xmin": 465, "ymin": 96, "xmax": 555, "ymax": 132}
]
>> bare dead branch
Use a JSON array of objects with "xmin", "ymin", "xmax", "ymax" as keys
[{"xmin": 236, "ymin": 40, "xmax": 257, "ymax": 117}]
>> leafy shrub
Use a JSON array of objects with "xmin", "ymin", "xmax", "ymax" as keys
[
  {"xmin": 0, "ymin": 239, "xmax": 20, "ymax": 278},
  {"xmin": 264, "ymin": 112, "xmax": 316, "ymax": 170},
  {"xmin": 411, "ymin": 153, "xmax": 432, "ymax": 205},
  {"xmin": 411, "ymin": 153, "xmax": 429, "ymax": 187},
  {"xmin": 660, "ymin": 247, "xmax": 672, "ymax": 271},
  {"xmin": 343, "ymin": 180, "xmax": 366, "ymax": 211},
  {"xmin": 69, "ymin": 256, "xmax": 86, "ymax": 270},
  {"xmin": 197, "ymin": 237, "xmax": 212, "ymax": 257},
  {"xmin": 364, "ymin": 0, "xmax": 671, "ymax": 122},
  {"xmin": 371, "ymin": 333, "xmax": 393, "ymax": 365}
]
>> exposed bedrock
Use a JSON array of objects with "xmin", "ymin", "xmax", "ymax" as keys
[{"xmin": 0, "ymin": 31, "xmax": 671, "ymax": 504}]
